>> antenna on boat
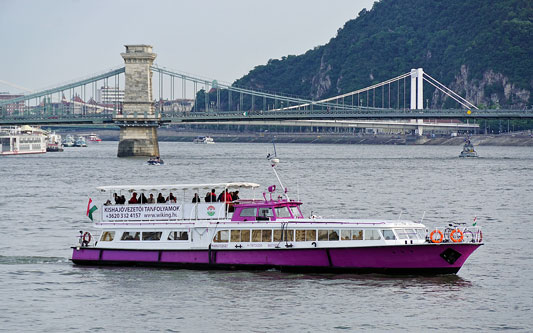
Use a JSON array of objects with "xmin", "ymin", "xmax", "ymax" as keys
[
  {"xmin": 267, "ymin": 141, "xmax": 288, "ymax": 200},
  {"xmin": 420, "ymin": 211, "xmax": 426, "ymax": 224}
]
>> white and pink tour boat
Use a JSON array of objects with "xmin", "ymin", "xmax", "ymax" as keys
[{"xmin": 71, "ymin": 159, "xmax": 483, "ymax": 275}]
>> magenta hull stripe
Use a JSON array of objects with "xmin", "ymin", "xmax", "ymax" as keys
[{"xmin": 72, "ymin": 244, "xmax": 480, "ymax": 273}]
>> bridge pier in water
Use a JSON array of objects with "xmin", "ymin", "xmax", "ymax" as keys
[{"xmin": 116, "ymin": 45, "xmax": 160, "ymax": 157}]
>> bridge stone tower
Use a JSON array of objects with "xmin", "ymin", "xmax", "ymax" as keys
[{"xmin": 116, "ymin": 45, "xmax": 160, "ymax": 157}]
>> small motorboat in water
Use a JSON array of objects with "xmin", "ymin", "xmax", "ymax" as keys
[
  {"xmin": 193, "ymin": 136, "xmax": 215, "ymax": 144},
  {"xmin": 459, "ymin": 137, "xmax": 478, "ymax": 158},
  {"xmin": 88, "ymin": 133, "xmax": 102, "ymax": 142},
  {"xmin": 147, "ymin": 156, "xmax": 164, "ymax": 165},
  {"xmin": 73, "ymin": 136, "xmax": 87, "ymax": 147}
]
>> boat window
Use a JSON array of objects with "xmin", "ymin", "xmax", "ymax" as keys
[
  {"xmin": 416, "ymin": 229, "xmax": 426, "ymax": 240},
  {"xmin": 168, "ymin": 231, "xmax": 189, "ymax": 241},
  {"xmin": 289, "ymin": 206, "xmax": 303, "ymax": 218},
  {"xmin": 100, "ymin": 231, "xmax": 115, "ymax": 242},
  {"xmin": 241, "ymin": 230, "xmax": 250, "ymax": 242},
  {"xmin": 284, "ymin": 230, "xmax": 294, "ymax": 242},
  {"xmin": 142, "ymin": 232, "xmax": 162, "ymax": 241},
  {"xmin": 396, "ymin": 229, "xmax": 409, "ymax": 240},
  {"xmin": 382, "ymin": 230, "xmax": 396, "ymax": 240},
  {"xmin": 352, "ymin": 230, "xmax": 363, "ymax": 240},
  {"xmin": 258, "ymin": 207, "xmax": 274, "ymax": 218},
  {"xmin": 262, "ymin": 230, "xmax": 272, "ymax": 242},
  {"xmin": 275, "ymin": 206, "xmax": 292, "ymax": 218},
  {"xmin": 405, "ymin": 229, "xmax": 418, "ymax": 240},
  {"xmin": 295, "ymin": 230, "xmax": 306, "ymax": 241},
  {"xmin": 341, "ymin": 230, "xmax": 351, "ymax": 240},
  {"xmin": 252, "ymin": 229, "xmax": 262, "ymax": 242},
  {"xmin": 305, "ymin": 230, "xmax": 316, "ymax": 241},
  {"xmin": 239, "ymin": 208, "xmax": 256, "ymax": 217},
  {"xmin": 318, "ymin": 230, "xmax": 328, "ymax": 241},
  {"xmin": 328, "ymin": 230, "xmax": 339, "ymax": 241},
  {"xmin": 364, "ymin": 230, "xmax": 381, "ymax": 240},
  {"xmin": 121, "ymin": 232, "xmax": 140, "ymax": 241},
  {"xmin": 273, "ymin": 230, "xmax": 282, "ymax": 242},
  {"xmin": 213, "ymin": 230, "xmax": 229, "ymax": 243},
  {"xmin": 231, "ymin": 230, "xmax": 241, "ymax": 242}
]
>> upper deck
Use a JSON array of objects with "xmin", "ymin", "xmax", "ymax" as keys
[{"xmin": 95, "ymin": 182, "xmax": 306, "ymax": 224}]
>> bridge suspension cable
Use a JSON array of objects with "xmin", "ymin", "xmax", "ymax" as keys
[
  {"xmin": 151, "ymin": 65, "xmax": 367, "ymax": 112},
  {"xmin": 422, "ymin": 73, "xmax": 478, "ymax": 110},
  {"xmin": 0, "ymin": 67, "xmax": 125, "ymax": 106}
]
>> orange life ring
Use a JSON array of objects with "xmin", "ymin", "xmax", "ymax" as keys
[
  {"xmin": 430, "ymin": 230, "xmax": 444, "ymax": 243},
  {"xmin": 450, "ymin": 229, "xmax": 464, "ymax": 243},
  {"xmin": 83, "ymin": 232, "xmax": 92, "ymax": 244}
]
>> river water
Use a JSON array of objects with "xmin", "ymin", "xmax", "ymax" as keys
[{"xmin": 1, "ymin": 142, "xmax": 532, "ymax": 332}]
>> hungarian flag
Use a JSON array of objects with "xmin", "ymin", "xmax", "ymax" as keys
[
  {"xmin": 87, "ymin": 198, "xmax": 98, "ymax": 221},
  {"xmin": 472, "ymin": 216, "xmax": 477, "ymax": 226}
]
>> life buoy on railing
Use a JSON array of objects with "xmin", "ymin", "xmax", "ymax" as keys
[
  {"xmin": 450, "ymin": 229, "xmax": 464, "ymax": 243},
  {"xmin": 430, "ymin": 230, "xmax": 444, "ymax": 243},
  {"xmin": 83, "ymin": 232, "xmax": 92, "ymax": 245}
]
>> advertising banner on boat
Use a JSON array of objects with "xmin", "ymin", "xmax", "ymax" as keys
[{"xmin": 102, "ymin": 204, "xmax": 181, "ymax": 221}]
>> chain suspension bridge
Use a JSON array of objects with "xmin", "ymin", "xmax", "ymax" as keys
[{"xmin": 1, "ymin": 45, "xmax": 531, "ymax": 156}]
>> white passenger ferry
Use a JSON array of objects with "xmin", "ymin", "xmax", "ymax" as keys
[
  {"xmin": 72, "ymin": 159, "xmax": 483, "ymax": 275},
  {"xmin": 0, "ymin": 125, "xmax": 47, "ymax": 156}
]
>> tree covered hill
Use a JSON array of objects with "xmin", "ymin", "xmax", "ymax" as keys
[{"xmin": 232, "ymin": 0, "xmax": 532, "ymax": 109}]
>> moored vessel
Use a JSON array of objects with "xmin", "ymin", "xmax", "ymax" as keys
[
  {"xmin": 0, "ymin": 125, "xmax": 47, "ymax": 156},
  {"xmin": 88, "ymin": 133, "xmax": 102, "ymax": 142},
  {"xmin": 193, "ymin": 136, "xmax": 215, "ymax": 144},
  {"xmin": 73, "ymin": 136, "xmax": 87, "ymax": 147},
  {"xmin": 46, "ymin": 131, "xmax": 64, "ymax": 152},
  {"xmin": 71, "ymin": 158, "xmax": 483, "ymax": 275},
  {"xmin": 63, "ymin": 134, "xmax": 75, "ymax": 147}
]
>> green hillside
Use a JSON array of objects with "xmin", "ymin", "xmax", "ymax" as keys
[{"xmin": 232, "ymin": 0, "xmax": 532, "ymax": 109}]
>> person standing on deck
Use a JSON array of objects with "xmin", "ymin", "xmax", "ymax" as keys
[{"xmin": 128, "ymin": 192, "xmax": 138, "ymax": 204}]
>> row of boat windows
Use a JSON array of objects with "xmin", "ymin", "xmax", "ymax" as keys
[
  {"xmin": 100, "ymin": 231, "xmax": 189, "ymax": 242},
  {"xmin": 214, "ymin": 229, "xmax": 390, "ymax": 243},
  {"xmin": 18, "ymin": 137, "xmax": 42, "ymax": 143},
  {"xmin": 17, "ymin": 144, "xmax": 41, "ymax": 150},
  {"xmin": 98, "ymin": 228, "xmax": 426, "ymax": 243}
]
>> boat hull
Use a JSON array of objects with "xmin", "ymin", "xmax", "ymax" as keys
[{"xmin": 71, "ymin": 243, "xmax": 481, "ymax": 275}]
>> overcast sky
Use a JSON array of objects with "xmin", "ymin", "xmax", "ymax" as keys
[{"xmin": 0, "ymin": 0, "xmax": 375, "ymax": 93}]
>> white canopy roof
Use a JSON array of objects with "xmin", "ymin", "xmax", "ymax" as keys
[{"xmin": 96, "ymin": 182, "xmax": 261, "ymax": 193}]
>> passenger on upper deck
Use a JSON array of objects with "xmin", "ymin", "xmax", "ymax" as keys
[
  {"xmin": 139, "ymin": 193, "xmax": 148, "ymax": 204},
  {"xmin": 218, "ymin": 189, "xmax": 233, "ymax": 202},
  {"xmin": 148, "ymin": 193, "xmax": 155, "ymax": 204},
  {"xmin": 113, "ymin": 193, "xmax": 120, "ymax": 204},
  {"xmin": 128, "ymin": 192, "xmax": 138, "ymax": 204},
  {"xmin": 192, "ymin": 193, "xmax": 201, "ymax": 203},
  {"xmin": 205, "ymin": 189, "xmax": 216, "ymax": 202},
  {"xmin": 167, "ymin": 193, "xmax": 177, "ymax": 203},
  {"xmin": 157, "ymin": 193, "xmax": 165, "ymax": 203},
  {"xmin": 104, "ymin": 199, "xmax": 112, "ymax": 206},
  {"xmin": 119, "ymin": 195, "xmax": 126, "ymax": 204},
  {"xmin": 231, "ymin": 191, "xmax": 240, "ymax": 201}
]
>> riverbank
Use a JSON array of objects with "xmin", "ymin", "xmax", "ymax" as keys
[{"xmin": 60, "ymin": 128, "xmax": 533, "ymax": 146}]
